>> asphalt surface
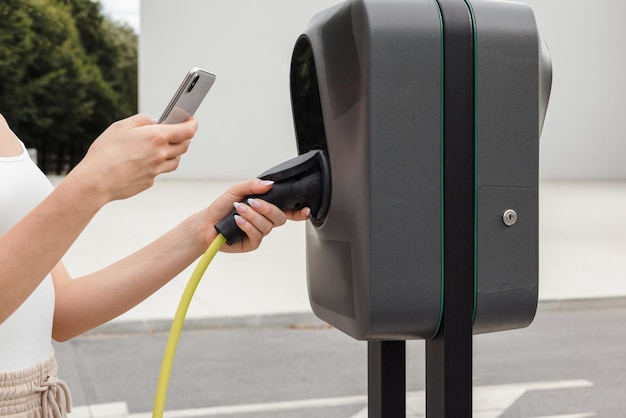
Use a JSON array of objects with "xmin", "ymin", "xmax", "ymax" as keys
[{"xmin": 53, "ymin": 298, "xmax": 626, "ymax": 418}]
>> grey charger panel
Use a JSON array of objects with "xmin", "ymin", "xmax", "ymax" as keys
[
  {"xmin": 291, "ymin": 0, "xmax": 444, "ymax": 340},
  {"xmin": 472, "ymin": 0, "xmax": 551, "ymax": 334},
  {"xmin": 291, "ymin": 0, "xmax": 551, "ymax": 340}
]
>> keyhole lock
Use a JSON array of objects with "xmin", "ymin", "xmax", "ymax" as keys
[{"xmin": 502, "ymin": 209, "xmax": 518, "ymax": 227}]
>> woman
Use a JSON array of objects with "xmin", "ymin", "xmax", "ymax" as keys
[{"xmin": 0, "ymin": 113, "xmax": 309, "ymax": 417}]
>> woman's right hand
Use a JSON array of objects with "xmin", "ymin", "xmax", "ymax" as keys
[{"xmin": 67, "ymin": 114, "xmax": 198, "ymax": 203}]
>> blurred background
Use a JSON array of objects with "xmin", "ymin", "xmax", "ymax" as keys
[
  {"xmin": 137, "ymin": 0, "xmax": 626, "ymax": 182},
  {"xmin": 2, "ymin": 0, "xmax": 625, "ymax": 310},
  {"xmin": 3, "ymin": 0, "xmax": 625, "ymax": 181}
]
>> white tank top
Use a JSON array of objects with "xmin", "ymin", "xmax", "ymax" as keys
[{"xmin": 0, "ymin": 141, "xmax": 55, "ymax": 372}]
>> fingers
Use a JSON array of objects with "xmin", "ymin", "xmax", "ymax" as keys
[
  {"xmin": 224, "ymin": 178, "xmax": 275, "ymax": 202},
  {"xmin": 235, "ymin": 198, "xmax": 287, "ymax": 232},
  {"xmin": 285, "ymin": 207, "xmax": 312, "ymax": 221},
  {"xmin": 228, "ymin": 198, "xmax": 281, "ymax": 250},
  {"xmin": 121, "ymin": 113, "xmax": 198, "ymax": 137},
  {"xmin": 156, "ymin": 118, "xmax": 199, "ymax": 145},
  {"xmin": 125, "ymin": 115, "xmax": 196, "ymax": 173},
  {"xmin": 116, "ymin": 113, "xmax": 198, "ymax": 146},
  {"xmin": 119, "ymin": 113, "xmax": 156, "ymax": 128},
  {"xmin": 79, "ymin": 114, "xmax": 199, "ymax": 202},
  {"xmin": 218, "ymin": 179, "xmax": 312, "ymax": 252}
]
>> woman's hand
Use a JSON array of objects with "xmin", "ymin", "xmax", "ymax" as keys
[
  {"xmin": 202, "ymin": 179, "xmax": 311, "ymax": 253},
  {"xmin": 67, "ymin": 114, "xmax": 198, "ymax": 204}
]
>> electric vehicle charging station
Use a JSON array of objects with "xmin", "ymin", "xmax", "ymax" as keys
[{"xmin": 288, "ymin": 0, "xmax": 552, "ymax": 416}]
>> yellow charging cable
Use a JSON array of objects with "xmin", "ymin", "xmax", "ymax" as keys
[{"xmin": 152, "ymin": 233, "xmax": 227, "ymax": 418}]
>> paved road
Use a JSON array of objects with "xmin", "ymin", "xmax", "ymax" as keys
[{"xmin": 54, "ymin": 299, "xmax": 626, "ymax": 418}]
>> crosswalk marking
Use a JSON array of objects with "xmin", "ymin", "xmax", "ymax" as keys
[
  {"xmin": 352, "ymin": 379, "xmax": 593, "ymax": 418},
  {"xmin": 72, "ymin": 379, "xmax": 594, "ymax": 418}
]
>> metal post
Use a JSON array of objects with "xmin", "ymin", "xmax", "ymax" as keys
[
  {"xmin": 367, "ymin": 1, "xmax": 475, "ymax": 417},
  {"xmin": 368, "ymin": 340, "xmax": 406, "ymax": 418},
  {"xmin": 425, "ymin": 0, "xmax": 475, "ymax": 417}
]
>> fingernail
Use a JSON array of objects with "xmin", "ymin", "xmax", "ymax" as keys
[
  {"xmin": 259, "ymin": 180, "xmax": 274, "ymax": 187},
  {"xmin": 233, "ymin": 201, "xmax": 248, "ymax": 213},
  {"xmin": 234, "ymin": 214, "xmax": 246, "ymax": 225},
  {"xmin": 247, "ymin": 198, "xmax": 262, "ymax": 209},
  {"xmin": 306, "ymin": 208, "xmax": 312, "ymax": 218}
]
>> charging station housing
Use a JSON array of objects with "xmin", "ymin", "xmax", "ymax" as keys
[{"xmin": 290, "ymin": 0, "xmax": 551, "ymax": 340}]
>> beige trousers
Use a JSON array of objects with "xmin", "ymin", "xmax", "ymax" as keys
[{"xmin": 0, "ymin": 348, "xmax": 72, "ymax": 417}]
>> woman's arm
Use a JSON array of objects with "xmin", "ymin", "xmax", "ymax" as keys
[
  {"xmin": 0, "ymin": 114, "xmax": 198, "ymax": 324},
  {"xmin": 51, "ymin": 179, "xmax": 311, "ymax": 341},
  {"xmin": 50, "ymin": 212, "xmax": 204, "ymax": 342}
]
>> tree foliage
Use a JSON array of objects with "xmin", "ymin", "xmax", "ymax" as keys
[{"xmin": 0, "ymin": 0, "xmax": 138, "ymax": 173}]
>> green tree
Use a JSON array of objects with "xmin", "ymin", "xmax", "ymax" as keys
[
  {"xmin": 0, "ymin": 0, "xmax": 138, "ymax": 173},
  {"xmin": 101, "ymin": 18, "xmax": 139, "ymax": 118},
  {"xmin": 68, "ymin": 0, "xmax": 138, "ymax": 141}
]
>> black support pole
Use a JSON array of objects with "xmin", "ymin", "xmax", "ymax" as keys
[
  {"xmin": 368, "ymin": 340, "xmax": 406, "ymax": 418},
  {"xmin": 366, "ymin": 1, "xmax": 475, "ymax": 417},
  {"xmin": 425, "ymin": 0, "xmax": 475, "ymax": 417}
]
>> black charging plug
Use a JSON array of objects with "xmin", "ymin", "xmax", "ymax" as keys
[{"xmin": 214, "ymin": 150, "xmax": 331, "ymax": 245}]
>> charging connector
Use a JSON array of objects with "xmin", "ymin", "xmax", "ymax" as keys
[{"xmin": 215, "ymin": 150, "xmax": 331, "ymax": 245}]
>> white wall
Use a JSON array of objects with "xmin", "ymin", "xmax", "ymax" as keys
[
  {"xmin": 140, "ymin": 0, "xmax": 626, "ymax": 181},
  {"xmin": 524, "ymin": 0, "xmax": 626, "ymax": 180}
]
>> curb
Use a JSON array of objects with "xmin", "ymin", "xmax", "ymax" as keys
[
  {"xmin": 537, "ymin": 295, "xmax": 626, "ymax": 312},
  {"xmin": 82, "ymin": 296, "xmax": 626, "ymax": 337},
  {"xmin": 83, "ymin": 311, "xmax": 324, "ymax": 336}
]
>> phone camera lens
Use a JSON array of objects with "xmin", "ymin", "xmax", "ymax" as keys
[{"xmin": 187, "ymin": 75, "xmax": 199, "ymax": 92}]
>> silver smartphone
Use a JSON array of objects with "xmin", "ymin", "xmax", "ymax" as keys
[{"xmin": 158, "ymin": 67, "xmax": 216, "ymax": 124}]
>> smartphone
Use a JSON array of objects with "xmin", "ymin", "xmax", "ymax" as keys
[{"xmin": 158, "ymin": 67, "xmax": 216, "ymax": 124}]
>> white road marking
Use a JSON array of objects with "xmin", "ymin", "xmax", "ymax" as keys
[
  {"xmin": 71, "ymin": 402, "xmax": 129, "ymax": 418},
  {"xmin": 351, "ymin": 379, "xmax": 593, "ymax": 418},
  {"xmin": 531, "ymin": 414, "xmax": 595, "ymax": 418},
  {"xmin": 73, "ymin": 379, "xmax": 594, "ymax": 418},
  {"xmin": 129, "ymin": 395, "xmax": 367, "ymax": 417}
]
